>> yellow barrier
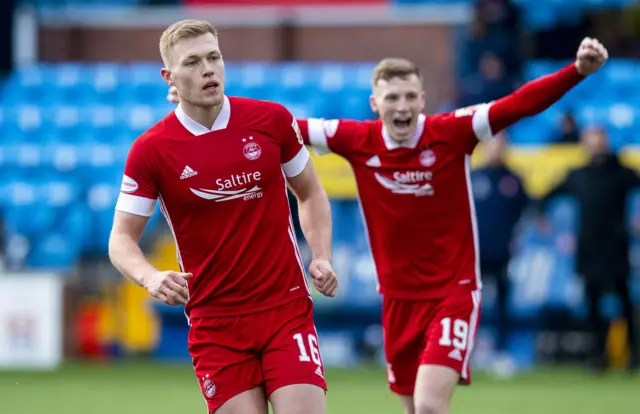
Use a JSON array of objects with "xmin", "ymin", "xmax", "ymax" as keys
[{"xmin": 607, "ymin": 319, "xmax": 630, "ymax": 369}]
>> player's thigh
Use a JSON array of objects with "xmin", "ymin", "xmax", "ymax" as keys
[
  {"xmin": 215, "ymin": 387, "xmax": 268, "ymax": 414},
  {"xmin": 260, "ymin": 297, "xmax": 327, "ymax": 405},
  {"xmin": 413, "ymin": 365, "xmax": 460, "ymax": 414},
  {"xmin": 189, "ymin": 317, "xmax": 264, "ymax": 413},
  {"xmin": 270, "ymin": 384, "xmax": 326, "ymax": 414},
  {"xmin": 421, "ymin": 289, "xmax": 481, "ymax": 385},
  {"xmin": 382, "ymin": 296, "xmax": 432, "ymax": 397}
]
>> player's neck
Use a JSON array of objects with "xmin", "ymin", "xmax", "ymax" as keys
[{"xmin": 181, "ymin": 101, "xmax": 224, "ymax": 130}]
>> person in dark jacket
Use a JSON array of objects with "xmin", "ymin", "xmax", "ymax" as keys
[
  {"xmin": 538, "ymin": 126, "xmax": 640, "ymax": 371},
  {"xmin": 472, "ymin": 132, "xmax": 528, "ymax": 351}
]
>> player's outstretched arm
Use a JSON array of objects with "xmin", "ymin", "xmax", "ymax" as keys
[
  {"xmin": 487, "ymin": 37, "xmax": 608, "ymax": 134},
  {"xmin": 297, "ymin": 118, "xmax": 358, "ymax": 158},
  {"xmin": 109, "ymin": 211, "xmax": 192, "ymax": 305},
  {"xmin": 287, "ymin": 161, "xmax": 338, "ymax": 297},
  {"xmin": 296, "ymin": 119, "xmax": 313, "ymax": 146}
]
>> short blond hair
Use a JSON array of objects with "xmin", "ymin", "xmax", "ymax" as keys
[
  {"xmin": 372, "ymin": 58, "xmax": 422, "ymax": 87},
  {"xmin": 160, "ymin": 19, "xmax": 218, "ymax": 66}
]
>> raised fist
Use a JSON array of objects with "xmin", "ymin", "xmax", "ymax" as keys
[{"xmin": 575, "ymin": 37, "xmax": 609, "ymax": 76}]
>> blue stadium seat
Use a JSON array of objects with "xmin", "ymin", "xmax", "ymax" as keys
[
  {"xmin": 274, "ymin": 62, "xmax": 316, "ymax": 103},
  {"xmin": 50, "ymin": 62, "xmax": 97, "ymax": 104},
  {"xmin": 524, "ymin": 60, "xmax": 560, "ymax": 82},
  {"xmin": 85, "ymin": 182, "xmax": 120, "ymax": 253},
  {"xmin": 3, "ymin": 64, "xmax": 52, "ymax": 105},
  {"xmin": 43, "ymin": 105, "xmax": 83, "ymax": 142},
  {"xmin": 118, "ymin": 104, "xmax": 158, "ymax": 137},
  {"xmin": 90, "ymin": 63, "xmax": 128, "ymax": 105},
  {"xmin": 84, "ymin": 105, "xmax": 120, "ymax": 141},
  {"xmin": 27, "ymin": 226, "xmax": 82, "ymax": 268},
  {"xmin": 575, "ymin": 103, "xmax": 612, "ymax": 129},
  {"xmin": 546, "ymin": 196, "xmax": 578, "ymax": 234},
  {"xmin": 3, "ymin": 178, "xmax": 85, "ymax": 268},
  {"xmin": 126, "ymin": 62, "xmax": 170, "ymax": 104},
  {"xmin": 602, "ymin": 60, "xmax": 640, "ymax": 99},
  {"xmin": 234, "ymin": 62, "xmax": 278, "ymax": 101},
  {"xmin": 2, "ymin": 105, "xmax": 45, "ymax": 142}
]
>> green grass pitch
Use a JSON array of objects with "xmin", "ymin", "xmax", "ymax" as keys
[{"xmin": 1, "ymin": 362, "xmax": 638, "ymax": 413}]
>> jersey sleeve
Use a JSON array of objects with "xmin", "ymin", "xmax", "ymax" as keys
[
  {"xmin": 431, "ymin": 103, "xmax": 495, "ymax": 155},
  {"xmin": 114, "ymin": 137, "xmax": 158, "ymax": 217},
  {"xmin": 434, "ymin": 63, "xmax": 586, "ymax": 155},
  {"xmin": 273, "ymin": 104, "xmax": 311, "ymax": 178},
  {"xmin": 297, "ymin": 118, "xmax": 359, "ymax": 158}
]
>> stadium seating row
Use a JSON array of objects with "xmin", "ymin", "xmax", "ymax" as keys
[
  {"xmin": 1, "ymin": 60, "xmax": 640, "ymax": 152},
  {"xmin": 6, "ymin": 60, "xmax": 640, "ymax": 101},
  {"xmin": 0, "ymin": 101, "xmax": 637, "ymax": 148},
  {"xmin": 2, "ymin": 59, "xmax": 639, "ymax": 270}
]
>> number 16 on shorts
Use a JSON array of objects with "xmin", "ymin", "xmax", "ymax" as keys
[{"xmin": 293, "ymin": 333, "xmax": 322, "ymax": 365}]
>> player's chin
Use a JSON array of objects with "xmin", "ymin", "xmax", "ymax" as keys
[
  {"xmin": 389, "ymin": 127, "xmax": 413, "ymax": 142},
  {"xmin": 198, "ymin": 92, "xmax": 224, "ymax": 107}
]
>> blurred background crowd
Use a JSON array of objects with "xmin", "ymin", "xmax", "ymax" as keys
[{"xmin": 0, "ymin": 0, "xmax": 639, "ymax": 412}]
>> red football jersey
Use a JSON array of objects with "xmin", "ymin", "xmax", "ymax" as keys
[
  {"xmin": 299, "ymin": 105, "xmax": 494, "ymax": 299},
  {"xmin": 115, "ymin": 96, "xmax": 312, "ymax": 318}
]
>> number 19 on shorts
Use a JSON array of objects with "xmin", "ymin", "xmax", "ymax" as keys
[
  {"xmin": 438, "ymin": 317, "xmax": 469, "ymax": 350},
  {"xmin": 293, "ymin": 333, "xmax": 322, "ymax": 365}
]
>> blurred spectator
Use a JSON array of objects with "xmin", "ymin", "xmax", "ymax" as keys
[
  {"xmin": 465, "ymin": 10, "xmax": 520, "ymax": 76},
  {"xmin": 459, "ymin": 52, "xmax": 518, "ymax": 107},
  {"xmin": 555, "ymin": 112, "xmax": 580, "ymax": 144},
  {"xmin": 474, "ymin": 0, "xmax": 521, "ymax": 32},
  {"xmin": 460, "ymin": 0, "xmax": 522, "ymax": 108},
  {"xmin": 472, "ymin": 132, "xmax": 528, "ymax": 351},
  {"xmin": 537, "ymin": 127, "xmax": 640, "ymax": 371},
  {"xmin": 466, "ymin": 17, "xmax": 513, "ymax": 71}
]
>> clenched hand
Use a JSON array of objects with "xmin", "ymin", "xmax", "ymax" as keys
[
  {"xmin": 144, "ymin": 270, "xmax": 193, "ymax": 306},
  {"xmin": 309, "ymin": 259, "xmax": 338, "ymax": 297},
  {"xmin": 575, "ymin": 37, "xmax": 609, "ymax": 76}
]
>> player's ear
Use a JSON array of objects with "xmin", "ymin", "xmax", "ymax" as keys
[
  {"xmin": 419, "ymin": 90, "xmax": 426, "ymax": 111},
  {"xmin": 161, "ymin": 68, "xmax": 173, "ymax": 86},
  {"xmin": 369, "ymin": 94, "xmax": 379, "ymax": 115}
]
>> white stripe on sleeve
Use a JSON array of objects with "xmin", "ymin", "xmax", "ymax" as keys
[
  {"xmin": 307, "ymin": 118, "xmax": 331, "ymax": 155},
  {"xmin": 282, "ymin": 146, "xmax": 310, "ymax": 177},
  {"xmin": 471, "ymin": 103, "xmax": 494, "ymax": 141},
  {"xmin": 115, "ymin": 193, "xmax": 157, "ymax": 217}
]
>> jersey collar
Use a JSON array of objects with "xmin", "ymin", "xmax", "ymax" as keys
[
  {"xmin": 382, "ymin": 114, "xmax": 426, "ymax": 150},
  {"xmin": 175, "ymin": 95, "xmax": 231, "ymax": 136}
]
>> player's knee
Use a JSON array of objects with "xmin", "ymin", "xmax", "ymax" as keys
[{"xmin": 414, "ymin": 396, "xmax": 447, "ymax": 414}]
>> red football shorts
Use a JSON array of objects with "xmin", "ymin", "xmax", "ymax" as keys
[
  {"xmin": 382, "ymin": 289, "xmax": 482, "ymax": 396},
  {"xmin": 188, "ymin": 296, "xmax": 327, "ymax": 413}
]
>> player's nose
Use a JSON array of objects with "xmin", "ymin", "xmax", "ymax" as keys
[
  {"xmin": 396, "ymin": 98, "xmax": 410, "ymax": 111},
  {"xmin": 201, "ymin": 60, "xmax": 216, "ymax": 76}
]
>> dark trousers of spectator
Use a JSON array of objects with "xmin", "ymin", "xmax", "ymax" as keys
[
  {"xmin": 585, "ymin": 277, "xmax": 638, "ymax": 369},
  {"xmin": 482, "ymin": 261, "xmax": 510, "ymax": 352}
]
